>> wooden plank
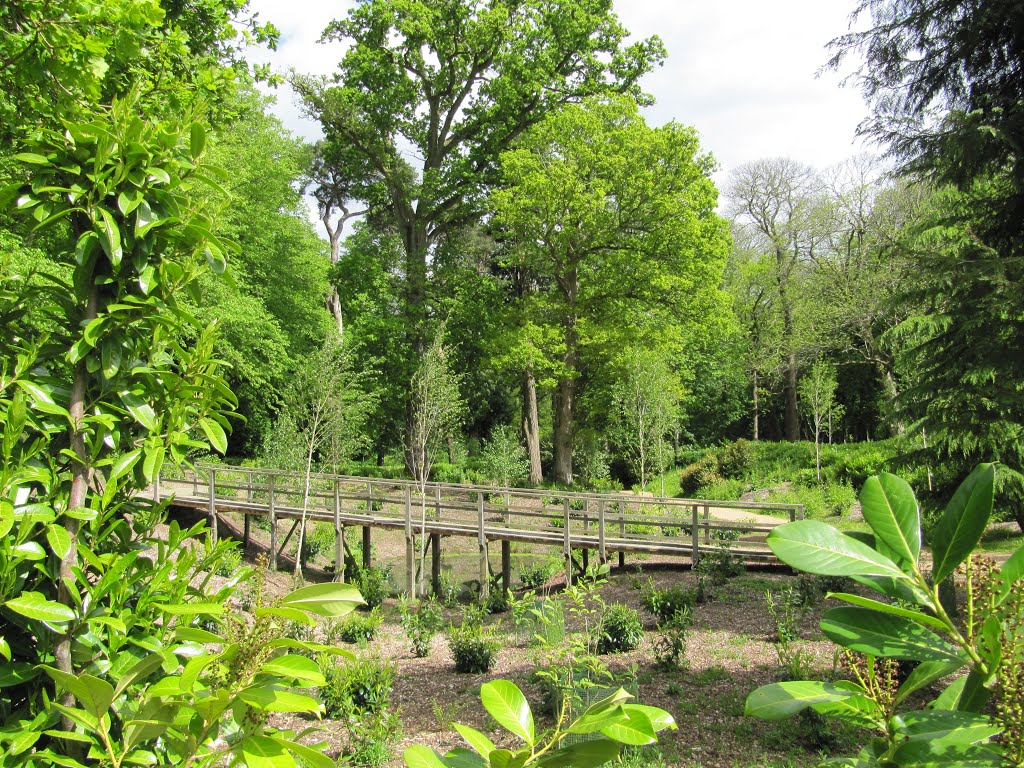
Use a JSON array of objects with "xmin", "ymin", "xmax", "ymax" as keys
[
  {"xmin": 208, "ymin": 469, "xmax": 218, "ymax": 542},
  {"xmin": 478, "ymin": 491, "xmax": 488, "ymax": 601},
  {"xmin": 563, "ymin": 498, "xmax": 572, "ymax": 587},
  {"xmin": 618, "ymin": 500, "xmax": 625, "ymax": 568},
  {"xmin": 269, "ymin": 475, "xmax": 277, "ymax": 570},
  {"xmin": 598, "ymin": 500, "xmax": 606, "ymax": 564},
  {"xmin": 501, "ymin": 540, "xmax": 511, "ymax": 594},
  {"xmin": 691, "ymin": 503, "xmax": 699, "ymax": 569}
]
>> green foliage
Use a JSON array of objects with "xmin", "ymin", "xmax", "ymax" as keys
[
  {"xmin": 717, "ymin": 439, "xmax": 755, "ymax": 479},
  {"xmin": 319, "ymin": 653, "xmax": 395, "ymax": 718},
  {"xmin": 351, "ymin": 566, "xmax": 392, "ymax": 609},
  {"xmin": 327, "ymin": 606, "xmax": 384, "ymax": 644},
  {"xmin": 404, "ymin": 680, "xmax": 677, "ymax": 768},
  {"xmin": 399, "ymin": 600, "xmax": 445, "ymax": 658},
  {"xmin": 641, "ymin": 580, "xmax": 696, "ymax": 625},
  {"xmin": 301, "ymin": 521, "xmax": 336, "ymax": 562},
  {"xmin": 680, "ymin": 455, "xmax": 723, "ymax": 496},
  {"xmin": 446, "ymin": 610, "xmax": 500, "ymax": 674},
  {"xmin": 747, "ymin": 464, "xmax": 1023, "ymax": 766},
  {"xmin": 215, "ymin": 542, "xmax": 243, "ymax": 577},
  {"xmin": 653, "ymin": 608, "xmax": 692, "ymax": 671},
  {"xmin": 696, "ymin": 545, "xmax": 746, "ymax": 588},
  {"xmin": 596, "ymin": 604, "xmax": 644, "ymax": 655},
  {"xmin": 480, "ymin": 424, "xmax": 530, "ymax": 487},
  {"xmin": 519, "ymin": 559, "xmax": 558, "ymax": 589}
]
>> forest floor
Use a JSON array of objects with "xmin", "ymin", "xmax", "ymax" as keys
[{"xmin": 196, "ymin": 509, "xmax": 942, "ymax": 768}]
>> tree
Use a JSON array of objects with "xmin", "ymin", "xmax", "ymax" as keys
[
  {"xmin": 408, "ymin": 324, "xmax": 464, "ymax": 594},
  {"xmin": 608, "ymin": 350, "xmax": 681, "ymax": 494},
  {"xmin": 294, "ymin": 0, "xmax": 665, "ymax": 465},
  {"xmin": 727, "ymin": 158, "xmax": 826, "ymax": 441},
  {"xmin": 268, "ymin": 339, "xmax": 376, "ymax": 578},
  {"xmin": 481, "ymin": 424, "xmax": 530, "ymax": 488},
  {"xmin": 493, "ymin": 97, "xmax": 729, "ymax": 483},
  {"xmin": 830, "ymin": 0, "xmax": 1024, "ymax": 524},
  {"xmin": 799, "ymin": 359, "xmax": 840, "ymax": 482}
]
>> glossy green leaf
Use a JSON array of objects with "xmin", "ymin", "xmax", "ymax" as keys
[
  {"xmin": 403, "ymin": 745, "xmax": 448, "ymax": 768},
  {"xmin": 109, "ymin": 449, "xmax": 143, "ymax": 482},
  {"xmin": 113, "ymin": 653, "xmax": 166, "ymax": 698},
  {"xmin": 820, "ymin": 607, "xmax": 964, "ymax": 662},
  {"xmin": 767, "ymin": 520, "xmax": 908, "ymax": 579},
  {"xmin": 240, "ymin": 735, "xmax": 295, "ymax": 768},
  {"xmin": 621, "ymin": 704, "xmax": 676, "ymax": 732},
  {"xmin": 190, "ymin": 123, "xmax": 207, "ymax": 158},
  {"xmin": 154, "ymin": 602, "xmax": 225, "ymax": 615},
  {"xmin": 237, "ymin": 685, "xmax": 322, "ymax": 714},
  {"xmin": 258, "ymin": 655, "xmax": 324, "ymax": 686},
  {"xmin": 598, "ymin": 707, "xmax": 656, "ymax": 745},
  {"xmin": 16, "ymin": 153, "xmax": 50, "ymax": 165},
  {"xmin": 46, "ymin": 525, "xmax": 73, "ymax": 560},
  {"xmin": 995, "ymin": 544, "xmax": 1024, "ymax": 605},
  {"xmin": 5, "ymin": 592, "xmax": 76, "ymax": 623},
  {"xmin": 453, "ymin": 723, "xmax": 496, "ymax": 756},
  {"xmin": 746, "ymin": 681, "xmax": 858, "ymax": 720},
  {"xmin": 439, "ymin": 747, "xmax": 487, "ymax": 768},
  {"xmin": 0, "ymin": 662, "xmax": 38, "ymax": 688},
  {"xmin": 255, "ymin": 606, "xmax": 315, "ymax": 625},
  {"xmin": 281, "ymin": 740, "xmax": 335, "ymax": 768},
  {"xmin": 896, "ymin": 659, "xmax": 967, "ymax": 704},
  {"xmin": 826, "ymin": 593, "xmax": 947, "ymax": 631},
  {"xmin": 480, "ymin": 680, "xmax": 535, "ymax": 746},
  {"xmin": 278, "ymin": 582, "xmax": 364, "ymax": 617},
  {"xmin": 535, "ymin": 740, "xmax": 621, "ymax": 768},
  {"xmin": 859, "ymin": 473, "xmax": 920, "ymax": 569},
  {"xmin": 95, "ymin": 207, "xmax": 123, "ymax": 267},
  {"xmin": 931, "ymin": 464, "xmax": 995, "ymax": 583},
  {"xmin": 199, "ymin": 417, "xmax": 228, "ymax": 455}
]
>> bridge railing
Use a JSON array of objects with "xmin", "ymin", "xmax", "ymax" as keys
[{"xmin": 158, "ymin": 463, "xmax": 802, "ymax": 596}]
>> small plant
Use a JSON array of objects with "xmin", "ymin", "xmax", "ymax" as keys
[
  {"xmin": 400, "ymin": 599, "xmax": 445, "ymax": 657},
  {"xmin": 695, "ymin": 544, "xmax": 745, "ymax": 587},
  {"xmin": 485, "ymin": 585, "xmax": 512, "ymax": 614},
  {"xmin": 339, "ymin": 710, "xmax": 402, "ymax": 768},
  {"xmin": 404, "ymin": 681, "xmax": 676, "ymax": 768},
  {"xmin": 653, "ymin": 607, "xmax": 692, "ymax": 670},
  {"xmin": 215, "ymin": 543, "xmax": 243, "ymax": 577},
  {"xmin": 352, "ymin": 564, "xmax": 392, "ymax": 608},
  {"xmin": 596, "ymin": 603, "xmax": 644, "ymax": 654},
  {"xmin": 327, "ymin": 606, "xmax": 384, "ymax": 644},
  {"xmin": 430, "ymin": 698, "xmax": 462, "ymax": 732},
  {"xmin": 447, "ymin": 608, "xmax": 500, "ymax": 673},
  {"xmin": 641, "ymin": 579, "xmax": 695, "ymax": 624},
  {"xmin": 519, "ymin": 558, "xmax": 557, "ymax": 589},
  {"xmin": 319, "ymin": 653, "xmax": 396, "ymax": 718},
  {"xmin": 300, "ymin": 521, "xmax": 335, "ymax": 561}
]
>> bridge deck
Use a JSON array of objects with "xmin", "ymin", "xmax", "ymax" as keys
[{"xmin": 157, "ymin": 465, "xmax": 801, "ymax": 597}]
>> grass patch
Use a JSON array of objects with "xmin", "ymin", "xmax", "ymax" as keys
[
  {"xmin": 691, "ymin": 665, "xmax": 730, "ymax": 686},
  {"xmin": 978, "ymin": 525, "xmax": 1024, "ymax": 553}
]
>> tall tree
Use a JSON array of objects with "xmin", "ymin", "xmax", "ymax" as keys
[
  {"xmin": 492, "ymin": 97, "xmax": 729, "ymax": 484},
  {"xmin": 831, "ymin": 0, "xmax": 1024, "ymax": 523},
  {"xmin": 293, "ymin": 0, "xmax": 665, "ymax": 466},
  {"xmin": 727, "ymin": 158, "xmax": 825, "ymax": 441}
]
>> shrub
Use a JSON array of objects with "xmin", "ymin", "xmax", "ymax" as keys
[
  {"xmin": 352, "ymin": 565, "xmax": 391, "ymax": 608},
  {"xmin": 485, "ymin": 585, "xmax": 512, "ymax": 614},
  {"xmin": 716, "ymin": 438, "xmax": 753, "ymax": 479},
  {"xmin": 319, "ymin": 654, "xmax": 396, "ymax": 718},
  {"xmin": 400, "ymin": 599, "xmax": 445, "ymax": 657},
  {"xmin": 327, "ymin": 606, "xmax": 383, "ymax": 644},
  {"xmin": 822, "ymin": 481, "xmax": 857, "ymax": 516},
  {"xmin": 641, "ymin": 580, "xmax": 695, "ymax": 624},
  {"xmin": 215, "ymin": 544, "xmax": 242, "ymax": 577},
  {"xmin": 519, "ymin": 558, "xmax": 557, "ymax": 589},
  {"xmin": 695, "ymin": 546, "xmax": 745, "ymax": 587},
  {"xmin": 300, "ymin": 521, "xmax": 335, "ymax": 561},
  {"xmin": 430, "ymin": 463, "xmax": 463, "ymax": 484},
  {"xmin": 337, "ymin": 710, "xmax": 402, "ymax": 768},
  {"xmin": 447, "ymin": 611, "xmax": 500, "ymax": 673},
  {"xmin": 597, "ymin": 603, "xmax": 644, "ymax": 654},
  {"xmin": 653, "ymin": 608, "xmax": 692, "ymax": 670},
  {"xmin": 679, "ymin": 455, "xmax": 721, "ymax": 495}
]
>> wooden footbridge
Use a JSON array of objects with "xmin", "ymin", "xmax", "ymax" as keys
[{"xmin": 156, "ymin": 465, "xmax": 803, "ymax": 598}]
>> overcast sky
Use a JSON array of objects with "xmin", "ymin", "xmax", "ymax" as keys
[{"xmin": 245, "ymin": 0, "xmax": 872, "ymax": 213}]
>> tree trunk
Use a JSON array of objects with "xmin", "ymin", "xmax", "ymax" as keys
[
  {"xmin": 402, "ymin": 214, "xmax": 430, "ymax": 475},
  {"xmin": 752, "ymin": 368, "xmax": 760, "ymax": 441},
  {"xmin": 446, "ymin": 434, "xmax": 457, "ymax": 464},
  {"xmin": 521, "ymin": 367, "xmax": 543, "ymax": 484},
  {"xmin": 784, "ymin": 349, "xmax": 799, "ymax": 441},
  {"xmin": 552, "ymin": 377, "xmax": 574, "ymax": 485}
]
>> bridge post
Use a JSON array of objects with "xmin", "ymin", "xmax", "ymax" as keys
[
  {"xmin": 703, "ymin": 502, "xmax": 711, "ymax": 544},
  {"xmin": 618, "ymin": 500, "xmax": 626, "ymax": 568},
  {"xmin": 243, "ymin": 513, "xmax": 250, "ymax": 553},
  {"xmin": 598, "ymin": 500, "xmax": 607, "ymax": 565},
  {"xmin": 405, "ymin": 485, "xmax": 415, "ymax": 597},
  {"xmin": 478, "ymin": 491, "xmax": 489, "ymax": 601},
  {"xmin": 691, "ymin": 503, "xmax": 699, "ymax": 569},
  {"xmin": 581, "ymin": 500, "xmax": 589, "ymax": 572},
  {"xmin": 269, "ymin": 475, "xmax": 277, "ymax": 570},
  {"xmin": 362, "ymin": 525, "xmax": 372, "ymax": 569},
  {"xmin": 562, "ymin": 498, "xmax": 572, "ymax": 588},
  {"xmin": 501, "ymin": 540, "xmax": 511, "ymax": 594},
  {"xmin": 246, "ymin": 468, "xmax": 253, "ymax": 502},
  {"xmin": 334, "ymin": 480, "xmax": 344, "ymax": 582},
  {"xmin": 434, "ymin": 484, "xmax": 441, "ymax": 521},
  {"xmin": 207, "ymin": 468, "xmax": 218, "ymax": 543},
  {"xmin": 431, "ymin": 532, "xmax": 441, "ymax": 597}
]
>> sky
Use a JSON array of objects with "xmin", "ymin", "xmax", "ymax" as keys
[{"xmin": 245, "ymin": 0, "xmax": 872, "ymax": 217}]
